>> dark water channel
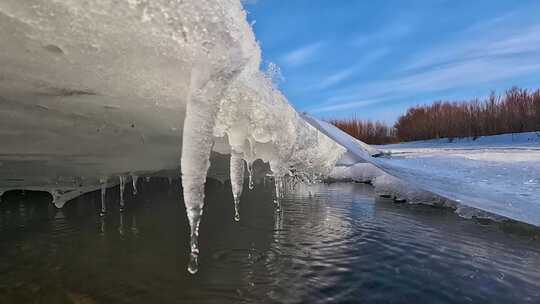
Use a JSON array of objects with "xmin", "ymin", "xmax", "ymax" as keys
[{"xmin": 0, "ymin": 179, "xmax": 539, "ymax": 303}]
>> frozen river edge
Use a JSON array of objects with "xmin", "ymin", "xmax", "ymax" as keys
[
  {"xmin": 1, "ymin": 0, "xmax": 539, "ymax": 275},
  {"xmin": 312, "ymin": 117, "xmax": 540, "ymax": 228}
]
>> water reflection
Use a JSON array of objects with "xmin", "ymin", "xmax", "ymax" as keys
[{"xmin": 0, "ymin": 182, "xmax": 539, "ymax": 303}]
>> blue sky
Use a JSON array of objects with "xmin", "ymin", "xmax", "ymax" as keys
[{"xmin": 243, "ymin": 0, "xmax": 540, "ymax": 123}]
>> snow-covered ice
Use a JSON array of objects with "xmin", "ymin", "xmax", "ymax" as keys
[
  {"xmin": 374, "ymin": 135, "xmax": 540, "ymax": 225},
  {"xmin": 311, "ymin": 116, "xmax": 540, "ymax": 227}
]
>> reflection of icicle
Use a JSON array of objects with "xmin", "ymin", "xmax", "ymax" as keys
[
  {"xmin": 131, "ymin": 215, "xmax": 139, "ymax": 235},
  {"xmin": 100, "ymin": 177, "xmax": 107, "ymax": 216},
  {"xmin": 187, "ymin": 253, "xmax": 199, "ymax": 275},
  {"xmin": 131, "ymin": 174, "xmax": 138, "ymax": 195},
  {"xmin": 274, "ymin": 204, "xmax": 284, "ymax": 231},
  {"xmin": 119, "ymin": 175, "xmax": 126, "ymax": 212},
  {"xmin": 230, "ymin": 151, "xmax": 244, "ymax": 222},
  {"xmin": 181, "ymin": 82, "xmax": 223, "ymax": 275},
  {"xmin": 168, "ymin": 177, "xmax": 173, "ymax": 185},
  {"xmin": 274, "ymin": 176, "xmax": 282, "ymax": 212},
  {"xmin": 145, "ymin": 176, "xmax": 151, "ymax": 182},
  {"xmin": 100, "ymin": 215, "xmax": 106, "ymax": 236},
  {"xmin": 118, "ymin": 212, "xmax": 125, "ymax": 236}
]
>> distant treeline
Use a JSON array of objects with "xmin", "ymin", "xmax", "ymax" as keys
[
  {"xmin": 329, "ymin": 87, "xmax": 540, "ymax": 144},
  {"xmin": 329, "ymin": 117, "xmax": 397, "ymax": 145}
]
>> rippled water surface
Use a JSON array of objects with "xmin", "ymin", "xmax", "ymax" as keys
[{"xmin": 1, "ymin": 179, "xmax": 539, "ymax": 303}]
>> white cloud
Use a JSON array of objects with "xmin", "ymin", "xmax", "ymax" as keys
[{"xmin": 279, "ymin": 42, "xmax": 323, "ymax": 67}]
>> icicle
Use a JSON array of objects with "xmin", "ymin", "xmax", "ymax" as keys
[
  {"xmin": 246, "ymin": 161, "xmax": 254, "ymax": 190},
  {"xmin": 181, "ymin": 81, "xmax": 224, "ymax": 275},
  {"xmin": 119, "ymin": 175, "xmax": 126, "ymax": 212},
  {"xmin": 230, "ymin": 151, "xmax": 245, "ymax": 222},
  {"xmin": 246, "ymin": 139, "xmax": 255, "ymax": 190},
  {"xmin": 100, "ymin": 177, "xmax": 107, "ymax": 216},
  {"xmin": 131, "ymin": 174, "xmax": 139, "ymax": 195}
]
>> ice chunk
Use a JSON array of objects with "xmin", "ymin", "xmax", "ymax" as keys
[{"xmin": 329, "ymin": 163, "xmax": 384, "ymax": 183}]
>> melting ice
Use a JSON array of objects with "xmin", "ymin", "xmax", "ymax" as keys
[{"xmin": 0, "ymin": 0, "xmax": 344, "ymax": 273}]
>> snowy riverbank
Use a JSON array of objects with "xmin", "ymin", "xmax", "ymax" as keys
[
  {"xmin": 318, "ymin": 120, "xmax": 540, "ymax": 227},
  {"xmin": 376, "ymin": 133, "xmax": 540, "ymax": 224}
]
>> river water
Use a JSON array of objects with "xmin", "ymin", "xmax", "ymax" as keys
[{"xmin": 1, "ymin": 179, "xmax": 539, "ymax": 303}]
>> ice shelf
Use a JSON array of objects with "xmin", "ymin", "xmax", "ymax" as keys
[{"xmin": 0, "ymin": 0, "xmax": 345, "ymax": 273}]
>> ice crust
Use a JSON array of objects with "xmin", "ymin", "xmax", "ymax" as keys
[
  {"xmin": 309, "ymin": 116, "xmax": 540, "ymax": 227},
  {"xmin": 0, "ymin": 0, "xmax": 345, "ymax": 273}
]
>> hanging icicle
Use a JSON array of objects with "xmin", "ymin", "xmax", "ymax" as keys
[
  {"xmin": 246, "ymin": 161, "xmax": 254, "ymax": 190},
  {"xmin": 230, "ymin": 151, "xmax": 245, "ymax": 222},
  {"xmin": 131, "ymin": 174, "xmax": 139, "ymax": 195}
]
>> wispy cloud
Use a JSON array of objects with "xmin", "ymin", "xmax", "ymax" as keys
[
  {"xmin": 309, "ymin": 97, "xmax": 387, "ymax": 113},
  {"xmin": 311, "ymin": 57, "xmax": 540, "ymax": 114},
  {"xmin": 352, "ymin": 22, "xmax": 413, "ymax": 48},
  {"xmin": 308, "ymin": 20, "xmax": 540, "ymax": 115},
  {"xmin": 279, "ymin": 42, "xmax": 323, "ymax": 67},
  {"xmin": 403, "ymin": 20, "xmax": 540, "ymax": 72},
  {"xmin": 315, "ymin": 67, "xmax": 357, "ymax": 91},
  {"xmin": 309, "ymin": 48, "xmax": 389, "ymax": 91}
]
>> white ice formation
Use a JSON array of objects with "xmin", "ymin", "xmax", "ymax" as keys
[
  {"xmin": 0, "ymin": 0, "xmax": 345, "ymax": 274},
  {"xmin": 313, "ymin": 116, "xmax": 540, "ymax": 227},
  {"xmin": 230, "ymin": 151, "xmax": 244, "ymax": 222}
]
